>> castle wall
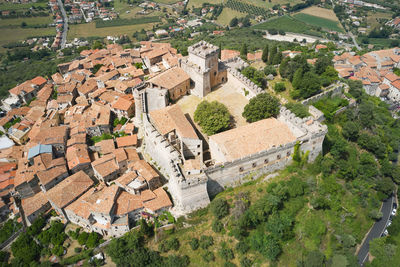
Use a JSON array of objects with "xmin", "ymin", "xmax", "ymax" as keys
[
  {"xmin": 301, "ymin": 82, "xmax": 345, "ymax": 105},
  {"xmin": 180, "ymin": 61, "xmax": 210, "ymax": 97},
  {"xmin": 227, "ymin": 69, "xmax": 263, "ymax": 99},
  {"xmin": 181, "ymin": 137, "xmax": 202, "ymax": 160}
]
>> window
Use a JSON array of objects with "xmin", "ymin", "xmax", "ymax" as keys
[
  {"xmin": 287, "ymin": 151, "xmax": 290, "ymax": 156},
  {"xmin": 252, "ymin": 162, "xmax": 257, "ymax": 168},
  {"xmin": 239, "ymin": 167, "xmax": 244, "ymax": 172},
  {"xmin": 277, "ymin": 155, "xmax": 281, "ymax": 160},
  {"xmin": 264, "ymin": 159, "xmax": 269, "ymax": 164},
  {"xmin": 214, "ymin": 71, "xmax": 217, "ymax": 76},
  {"xmin": 197, "ymin": 145, "xmax": 201, "ymax": 148}
]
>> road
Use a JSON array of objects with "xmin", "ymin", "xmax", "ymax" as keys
[
  {"xmin": 357, "ymin": 195, "xmax": 394, "ymax": 266},
  {"xmin": 349, "ymin": 31, "xmax": 361, "ymax": 51},
  {"xmin": 57, "ymin": 0, "xmax": 68, "ymax": 49}
]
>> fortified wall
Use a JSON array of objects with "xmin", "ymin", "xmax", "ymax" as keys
[
  {"xmin": 301, "ymin": 82, "xmax": 346, "ymax": 105},
  {"xmin": 142, "ymin": 115, "xmax": 210, "ymax": 212},
  {"xmin": 204, "ymin": 107, "xmax": 327, "ymax": 197}
]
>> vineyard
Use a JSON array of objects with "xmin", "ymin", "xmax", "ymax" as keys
[
  {"xmin": 95, "ymin": 17, "xmax": 160, "ymax": 28},
  {"xmin": 225, "ymin": 0, "xmax": 267, "ymax": 17}
]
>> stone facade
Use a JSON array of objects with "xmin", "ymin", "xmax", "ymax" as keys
[{"xmin": 179, "ymin": 41, "xmax": 227, "ymax": 97}]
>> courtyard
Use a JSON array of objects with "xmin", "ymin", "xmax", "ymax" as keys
[{"xmin": 177, "ymin": 78, "xmax": 250, "ymax": 132}]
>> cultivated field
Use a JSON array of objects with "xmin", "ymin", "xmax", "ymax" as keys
[
  {"xmin": 188, "ymin": 0, "xmax": 224, "ymax": 8},
  {"xmin": 366, "ymin": 10, "xmax": 393, "ymax": 31},
  {"xmin": 0, "ymin": 27, "xmax": 55, "ymax": 48},
  {"xmin": 0, "ymin": 1, "xmax": 47, "ymax": 11},
  {"xmin": 298, "ymin": 6, "xmax": 340, "ymax": 21},
  {"xmin": 253, "ymin": 15, "xmax": 322, "ymax": 37},
  {"xmin": 216, "ymin": 7, "xmax": 246, "ymax": 25},
  {"xmin": 67, "ymin": 22, "xmax": 155, "ymax": 40},
  {"xmin": 240, "ymin": 0, "xmax": 303, "ymax": 8},
  {"xmin": 293, "ymin": 13, "xmax": 344, "ymax": 32},
  {"xmin": 0, "ymin": 15, "xmax": 53, "ymax": 27}
]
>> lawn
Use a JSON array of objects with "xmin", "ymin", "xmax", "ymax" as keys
[
  {"xmin": 0, "ymin": 15, "xmax": 53, "ymax": 27},
  {"xmin": 0, "ymin": 1, "xmax": 47, "ymax": 11},
  {"xmin": 67, "ymin": 22, "xmax": 155, "ymax": 40},
  {"xmin": 216, "ymin": 7, "xmax": 246, "ymax": 26},
  {"xmin": 293, "ymin": 13, "xmax": 344, "ymax": 32}
]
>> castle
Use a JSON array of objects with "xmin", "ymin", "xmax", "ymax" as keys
[{"xmin": 134, "ymin": 41, "xmax": 328, "ymax": 213}]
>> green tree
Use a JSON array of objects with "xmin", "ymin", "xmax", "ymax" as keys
[
  {"xmin": 292, "ymin": 68, "xmax": 303, "ymax": 90},
  {"xmin": 274, "ymin": 82, "xmax": 286, "ymax": 92},
  {"xmin": 268, "ymin": 45, "xmax": 277, "ymax": 65},
  {"xmin": 262, "ymin": 44, "xmax": 269, "ymax": 63},
  {"xmin": 219, "ymin": 246, "xmax": 234, "ymax": 261},
  {"xmin": 242, "ymin": 93, "xmax": 280, "ymax": 123},
  {"xmin": 342, "ymin": 121, "xmax": 359, "ymax": 141},
  {"xmin": 240, "ymin": 43, "xmax": 248, "ymax": 57},
  {"xmin": 78, "ymin": 232, "xmax": 88, "ymax": 245},
  {"xmin": 211, "ymin": 198, "xmax": 229, "ymax": 219},
  {"xmin": 302, "ymin": 250, "xmax": 326, "ymax": 267},
  {"xmin": 194, "ymin": 101, "xmax": 231, "ymax": 135},
  {"xmin": 230, "ymin": 17, "xmax": 238, "ymax": 27},
  {"xmin": 189, "ymin": 238, "xmax": 199, "ymax": 250},
  {"xmin": 264, "ymin": 65, "xmax": 277, "ymax": 76},
  {"xmin": 203, "ymin": 251, "xmax": 215, "ymax": 262},
  {"xmin": 212, "ymin": 220, "xmax": 223, "ymax": 233}
]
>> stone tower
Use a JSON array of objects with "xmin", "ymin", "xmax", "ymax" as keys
[{"xmin": 180, "ymin": 41, "xmax": 227, "ymax": 98}]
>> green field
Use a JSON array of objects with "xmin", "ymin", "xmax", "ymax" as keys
[
  {"xmin": 0, "ymin": 15, "xmax": 53, "ymax": 28},
  {"xmin": 0, "ymin": 2, "xmax": 47, "ymax": 11},
  {"xmin": 293, "ymin": 13, "xmax": 344, "ymax": 32},
  {"xmin": 253, "ymin": 15, "xmax": 323, "ymax": 36},
  {"xmin": 216, "ymin": 7, "xmax": 246, "ymax": 25},
  {"xmin": 0, "ymin": 27, "xmax": 54, "ymax": 49},
  {"xmin": 188, "ymin": 0, "xmax": 224, "ymax": 8},
  {"xmin": 68, "ymin": 22, "xmax": 155, "ymax": 40}
]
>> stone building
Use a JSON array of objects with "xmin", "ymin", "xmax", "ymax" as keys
[
  {"xmin": 147, "ymin": 67, "xmax": 190, "ymax": 101},
  {"xmin": 180, "ymin": 41, "xmax": 227, "ymax": 97}
]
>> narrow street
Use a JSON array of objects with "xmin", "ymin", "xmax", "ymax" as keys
[
  {"xmin": 357, "ymin": 196, "xmax": 394, "ymax": 266},
  {"xmin": 57, "ymin": 0, "xmax": 68, "ymax": 49}
]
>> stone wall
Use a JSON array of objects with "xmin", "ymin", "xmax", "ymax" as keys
[
  {"xmin": 228, "ymin": 69, "xmax": 263, "ymax": 100},
  {"xmin": 301, "ymin": 82, "xmax": 345, "ymax": 105}
]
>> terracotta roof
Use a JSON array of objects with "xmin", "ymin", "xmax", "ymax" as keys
[
  {"xmin": 247, "ymin": 51, "xmax": 262, "ymax": 61},
  {"xmin": 98, "ymin": 139, "xmax": 115, "ymax": 154},
  {"xmin": 385, "ymin": 72, "xmax": 400, "ymax": 82},
  {"xmin": 149, "ymin": 104, "xmax": 198, "ymax": 139},
  {"xmin": 148, "ymin": 67, "xmax": 190, "ymax": 90},
  {"xmin": 379, "ymin": 83, "xmax": 390, "ymax": 90},
  {"xmin": 31, "ymin": 76, "xmax": 47, "ymax": 86},
  {"xmin": 124, "ymin": 148, "xmax": 140, "ymax": 162},
  {"xmin": 114, "ymin": 148, "xmax": 127, "ymax": 163},
  {"xmin": 111, "ymin": 97, "xmax": 134, "ymax": 111},
  {"xmin": 21, "ymin": 191, "xmax": 49, "ymax": 217},
  {"xmin": 36, "ymin": 165, "xmax": 68, "ymax": 187},
  {"xmin": 78, "ymin": 79, "xmax": 98, "ymax": 96},
  {"xmin": 31, "ymin": 126, "xmax": 68, "ymax": 146},
  {"xmin": 91, "ymin": 154, "xmax": 119, "ymax": 178},
  {"xmin": 132, "ymin": 160, "xmax": 159, "ymax": 183},
  {"xmin": 116, "ymin": 135, "xmax": 137, "ymax": 148},
  {"xmin": 46, "ymin": 170, "xmax": 93, "ymax": 208},
  {"xmin": 143, "ymin": 187, "xmax": 172, "ymax": 213},
  {"xmin": 66, "ymin": 144, "xmax": 91, "ymax": 170},
  {"xmin": 209, "ymin": 118, "xmax": 296, "ymax": 162},
  {"xmin": 9, "ymin": 81, "xmax": 36, "ymax": 96},
  {"xmin": 392, "ymin": 80, "xmax": 400, "ymax": 90},
  {"xmin": 115, "ymin": 191, "xmax": 143, "ymax": 215},
  {"xmin": 140, "ymin": 189, "xmax": 156, "ymax": 202},
  {"xmin": 66, "ymin": 133, "xmax": 87, "ymax": 147}
]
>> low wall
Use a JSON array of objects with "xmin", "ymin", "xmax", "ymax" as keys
[
  {"xmin": 228, "ymin": 69, "xmax": 263, "ymax": 99},
  {"xmin": 301, "ymin": 82, "xmax": 345, "ymax": 105}
]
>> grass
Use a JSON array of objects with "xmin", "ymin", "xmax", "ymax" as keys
[
  {"xmin": 240, "ymin": 0, "xmax": 303, "ymax": 8},
  {"xmin": 293, "ymin": 13, "xmax": 344, "ymax": 32},
  {"xmin": 188, "ymin": 0, "xmax": 224, "ymax": 8},
  {"xmin": 366, "ymin": 10, "xmax": 393, "ymax": 33},
  {"xmin": 216, "ymin": 7, "xmax": 246, "ymax": 26},
  {"xmin": 95, "ymin": 17, "xmax": 160, "ymax": 28},
  {"xmin": 0, "ymin": 27, "xmax": 55, "ymax": 49},
  {"xmin": 0, "ymin": 2, "xmax": 48, "ymax": 11},
  {"xmin": 67, "ymin": 22, "xmax": 155, "ymax": 40},
  {"xmin": 153, "ymin": 0, "xmax": 180, "ymax": 3},
  {"xmin": 0, "ymin": 15, "xmax": 53, "ymax": 28},
  {"xmin": 253, "ymin": 15, "xmax": 320, "ymax": 36},
  {"xmin": 298, "ymin": 6, "xmax": 340, "ymax": 21}
]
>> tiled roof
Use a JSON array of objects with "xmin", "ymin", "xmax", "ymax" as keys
[
  {"xmin": 209, "ymin": 118, "xmax": 296, "ymax": 161},
  {"xmin": 98, "ymin": 139, "xmax": 115, "ymax": 154},
  {"xmin": 148, "ymin": 67, "xmax": 190, "ymax": 90},
  {"xmin": 116, "ymin": 135, "xmax": 137, "ymax": 148},
  {"xmin": 31, "ymin": 76, "xmax": 47, "ymax": 86},
  {"xmin": 149, "ymin": 104, "xmax": 198, "ymax": 139},
  {"xmin": 111, "ymin": 97, "xmax": 134, "ymax": 111},
  {"xmin": 115, "ymin": 191, "xmax": 143, "ymax": 215},
  {"xmin": 46, "ymin": 170, "xmax": 93, "ymax": 208},
  {"xmin": 143, "ymin": 187, "xmax": 172, "ymax": 213},
  {"xmin": 66, "ymin": 144, "xmax": 91, "ymax": 170},
  {"xmin": 21, "ymin": 191, "xmax": 49, "ymax": 217}
]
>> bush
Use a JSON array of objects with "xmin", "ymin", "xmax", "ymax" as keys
[
  {"xmin": 264, "ymin": 65, "xmax": 277, "ymax": 76},
  {"xmin": 242, "ymin": 93, "xmax": 280, "ymax": 122},
  {"xmin": 189, "ymin": 238, "xmax": 199, "ymax": 250},
  {"xmin": 194, "ymin": 101, "xmax": 231, "ymax": 135},
  {"xmin": 274, "ymin": 82, "xmax": 286, "ymax": 92},
  {"xmin": 240, "ymin": 257, "xmax": 252, "ymax": 267},
  {"xmin": 202, "ymin": 251, "xmax": 215, "ymax": 262},
  {"xmin": 52, "ymin": 245, "xmax": 64, "ymax": 257},
  {"xmin": 235, "ymin": 241, "xmax": 250, "ymax": 254},
  {"xmin": 78, "ymin": 232, "xmax": 88, "ymax": 246},
  {"xmin": 211, "ymin": 199, "xmax": 229, "ymax": 219},
  {"xmin": 85, "ymin": 232, "xmax": 101, "ymax": 248},
  {"xmin": 212, "ymin": 220, "xmax": 224, "ymax": 233},
  {"xmin": 224, "ymin": 262, "xmax": 237, "ymax": 267},
  {"xmin": 74, "ymin": 247, "xmax": 82, "ymax": 253},
  {"xmin": 200, "ymin": 235, "xmax": 214, "ymax": 249},
  {"xmin": 219, "ymin": 246, "xmax": 234, "ymax": 261},
  {"xmin": 159, "ymin": 238, "xmax": 180, "ymax": 252}
]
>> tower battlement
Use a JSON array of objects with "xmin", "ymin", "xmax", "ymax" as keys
[{"xmin": 188, "ymin": 41, "xmax": 219, "ymax": 58}]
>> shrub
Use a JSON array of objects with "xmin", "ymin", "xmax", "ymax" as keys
[
  {"xmin": 211, "ymin": 199, "xmax": 229, "ymax": 219},
  {"xmin": 200, "ymin": 235, "xmax": 214, "ymax": 249},
  {"xmin": 240, "ymin": 257, "xmax": 252, "ymax": 267},
  {"xmin": 74, "ymin": 247, "xmax": 82, "ymax": 253},
  {"xmin": 219, "ymin": 246, "xmax": 234, "ymax": 261},
  {"xmin": 189, "ymin": 238, "xmax": 199, "ymax": 250},
  {"xmin": 274, "ymin": 82, "xmax": 286, "ymax": 92},
  {"xmin": 78, "ymin": 232, "xmax": 88, "ymax": 246},
  {"xmin": 224, "ymin": 262, "xmax": 237, "ymax": 267},
  {"xmin": 194, "ymin": 101, "xmax": 231, "ymax": 135},
  {"xmin": 202, "ymin": 251, "xmax": 215, "ymax": 262},
  {"xmin": 235, "ymin": 241, "xmax": 250, "ymax": 254},
  {"xmin": 264, "ymin": 65, "xmax": 277, "ymax": 76},
  {"xmin": 212, "ymin": 220, "xmax": 223, "ymax": 233},
  {"xmin": 52, "ymin": 245, "xmax": 64, "ymax": 257}
]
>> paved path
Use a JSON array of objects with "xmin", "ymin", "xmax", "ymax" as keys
[
  {"xmin": 57, "ymin": 0, "xmax": 68, "ymax": 49},
  {"xmin": 357, "ymin": 195, "xmax": 394, "ymax": 266}
]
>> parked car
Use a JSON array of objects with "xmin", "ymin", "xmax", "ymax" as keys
[{"xmin": 391, "ymin": 208, "xmax": 397, "ymax": 216}]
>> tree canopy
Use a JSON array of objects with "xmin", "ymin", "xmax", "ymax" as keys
[
  {"xmin": 242, "ymin": 93, "xmax": 280, "ymax": 122},
  {"xmin": 194, "ymin": 101, "xmax": 231, "ymax": 135}
]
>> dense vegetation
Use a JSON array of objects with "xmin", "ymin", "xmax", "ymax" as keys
[
  {"xmin": 194, "ymin": 101, "xmax": 231, "ymax": 136},
  {"xmin": 225, "ymin": 0, "xmax": 267, "ymax": 17},
  {"xmin": 0, "ymin": 218, "xmax": 22, "ymax": 244},
  {"xmin": 242, "ymin": 93, "xmax": 280, "ymax": 123}
]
